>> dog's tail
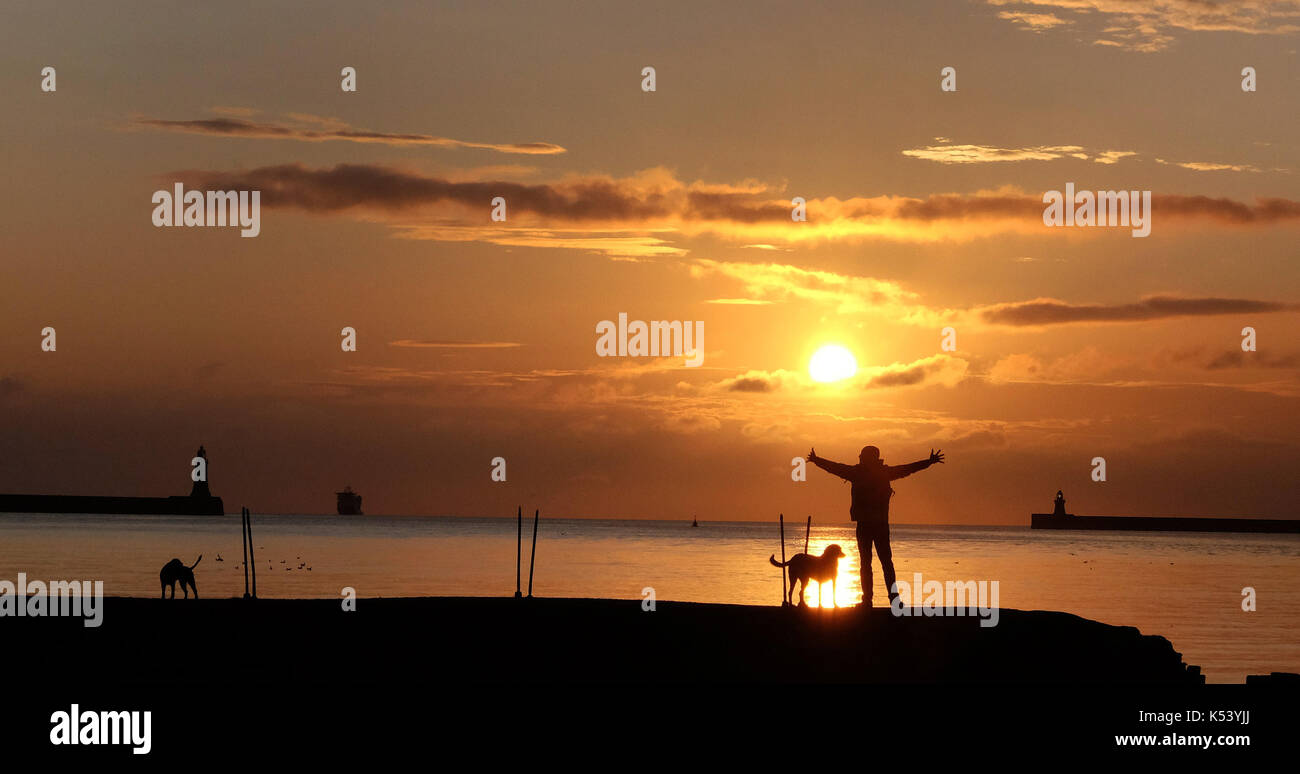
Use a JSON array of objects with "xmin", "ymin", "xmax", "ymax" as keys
[
  {"xmin": 769, "ymin": 554, "xmax": 790, "ymax": 568},
  {"xmin": 189, "ymin": 554, "xmax": 203, "ymax": 569}
]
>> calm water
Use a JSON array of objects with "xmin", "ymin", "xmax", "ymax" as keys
[{"xmin": 1, "ymin": 513, "xmax": 1296, "ymax": 683}]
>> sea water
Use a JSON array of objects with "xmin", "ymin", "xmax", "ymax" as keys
[{"xmin": 0, "ymin": 513, "xmax": 1295, "ymax": 683}]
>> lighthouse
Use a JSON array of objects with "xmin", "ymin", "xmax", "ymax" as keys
[{"xmin": 190, "ymin": 445, "xmax": 212, "ymax": 498}]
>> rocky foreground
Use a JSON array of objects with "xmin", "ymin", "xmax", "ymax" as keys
[{"xmin": 10, "ymin": 596, "xmax": 1204, "ymax": 684}]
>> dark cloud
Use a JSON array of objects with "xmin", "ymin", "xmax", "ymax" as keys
[
  {"xmin": 1205, "ymin": 350, "xmax": 1300, "ymax": 370},
  {"xmin": 176, "ymin": 164, "xmax": 673, "ymax": 220},
  {"xmin": 1152, "ymin": 195, "xmax": 1300, "ymax": 224},
  {"xmin": 894, "ymin": 194, "xmax": 1042, "ymax": 221},
  {"xmin": 138, "ymin": 118, "xmax": 566, "ymax": 155},
  {"xmin": 864, "ymin": 355, "xmax": 965, "ymax": 389},
  {"xmin": 727, "ymin": 377, "xmax": 776, "ymax": 393},
  {"xmin": 980, "ymin": 295, "xmax": 1299, "ymax": 326},
  {"xmin": 866, "ymin": 365, "xmax": 929, "ymax": 387},
  {"xmin": 894, "ymin": 193, "xmax": 1300, "ymax": 223},
  {"xmin": 169, "ymin": 163, "xmax": 1300, "ymax": 233},
  {"xmin": 685, "ymin": 191, "xmax": 790, "ymax": 223}
]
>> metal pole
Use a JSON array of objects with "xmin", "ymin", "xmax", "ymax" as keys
[
  {"xmin": 527, "ymin": 509, "xmax": 539, "ymax": 597},
  {"xmin": 514, "ymin": 505, "xmax": 522, "ymax": 598},
  {"xmin": 247, "ymin": 508, "xmax": 257, "ymax": 599},
  {"xmin": 804, "ymin": 515, "xmax": 811, "ymax": 554},
  {"xmin": 779, "ymin": 513, "xmax": 787, "ymax": 607},
  {"xmin": 241, "ymin": 507, "xmax": 250, "ymax": 598}
]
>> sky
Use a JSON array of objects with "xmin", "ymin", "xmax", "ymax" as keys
[{"xmin": 1, "ymin": 0, "xmax": 1298, "ymax": 523}]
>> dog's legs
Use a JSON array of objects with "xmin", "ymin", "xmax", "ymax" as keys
[
  {"xmin": 828, "ymin": 578, "xmax": 835, "ymax": 608},
  {"xmin": 798, "ymin": 579, "xmax": 807, "ymax": 607}
]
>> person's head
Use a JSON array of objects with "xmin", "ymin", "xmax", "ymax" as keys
[{"xmin": 859, "ymin": 445, "xmax": 881, "ymax": 465}]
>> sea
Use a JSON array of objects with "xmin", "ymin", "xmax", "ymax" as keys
[{"xmin": 1, "ymin": 512, "xmax": 1296, "ymax": 684}]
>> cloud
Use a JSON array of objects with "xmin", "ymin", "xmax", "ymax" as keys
[
  {"xmin": 170, "ymin": 164, "xmax": 1300, "ymax": 253},
  {"xmin": 1205, "ymin": 350, "xmax": 1300, "ymax": 370},
  {"xmin": 988, "ymin": 348, "xmax": 1122, "ymax": 383},
  {"xmin": 985, "ymin": 0, "xmax": 1300, "ymax": 52},
  {"xmin": 978, "ymin": 295, "xmax": 1299, "ymax": 326},
  {"xmin": 713, "ymin": 369, "xmax": 808, "ymax": 393},
  {"xmin": 902, "ymin": 143, "xmax": 1138, "ymax": 165},
  {"xmin": 389, "ymin": 340, "xmax": 523, "ymax": 349},
  {"xmin": 1094, "ymin": 150, "xmax": 1138, "ymax": 165},
  {"xmin": 997, "ymin": 10, "xmax": 1072, "ymax": 31},
  {"xmin": 862, "ymin": 355, "xmax": 968, "ymax": 389},
  {"xmin": 728, "ymin": 376, "xmax": 777, "ymax": 392},
  {"xmin": 689, "ymin": 259, "xmax": 952, "ymax": 325},
  {"xmin": 712, "ymin": 357, "xmax": 967, "ymax": 394},
  {"xmin": 390, "ymin": 225, "xmax": 685, "ymax": 259},
  {"xmin": 690, "ymin": 260, "xmax": 1299, "ymax": 335},
  {"xmin": 1156, "ymin": 158, "xmax": 1262, "ymax": 173},
  {"xmin": 984, "ymin": 346, "xmax": 1300, "ymax": 396},
  {"xmin": 136, "ymin": 115, "xmax": 566, "ymax": 155},
  {"xmin": 902, "ymin": 144, "xmax": 1088, "ymax": 164}
]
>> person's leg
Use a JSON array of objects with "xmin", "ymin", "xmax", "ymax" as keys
[
  {"xmin": 856, "ymin": 521, "xmax": 874, "ymax": 606},
  {"xmin": 875, "ymin": 522, "xmax": 898, "ymax": 603}
]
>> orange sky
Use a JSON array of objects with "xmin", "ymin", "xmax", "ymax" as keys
[{"xmin": 2, "ymin": 1, "xmax": 1298, "ymax": 522}]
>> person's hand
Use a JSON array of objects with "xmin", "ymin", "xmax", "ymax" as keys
[
  {"xmin": 929, "ymin": 448, "xmax": 945, "ymax": 464},
  {"xmin": 807, "ymin": 447, "xmax": 818, "ymax": 461}
]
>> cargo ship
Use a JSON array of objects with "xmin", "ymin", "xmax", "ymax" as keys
[
  {"xmin": 0, "ymin": 445, "xmax": 225, "ymax": 515},
  {"xmin": 336, "ymin": 486, "xmax": 363, "ymax": 515},
  {"xmin": 1031, "ymin": 491, "xmax": 1300, "ymax": 534}
]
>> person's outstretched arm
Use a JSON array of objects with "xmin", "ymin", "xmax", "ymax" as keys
[
  {"xmin": 887, "ymin": 449, "xmax": 945, "ymax": 480},
  {"xmin": 807, "ymin": 447, "xmax": 855, "ymax": 480}
]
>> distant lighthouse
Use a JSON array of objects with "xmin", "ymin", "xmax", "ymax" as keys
[{"xmin": 190, "ymin": 445, "xmax": 211, "ymax": 498}]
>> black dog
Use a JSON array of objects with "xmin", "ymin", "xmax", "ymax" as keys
[
  {"xmin": 160, "ymin": 555, "xmax": 202, "ymax": 599},
  {"xmin": 769, "ymin": 544, "xmax": 845, "ymax": 606}
]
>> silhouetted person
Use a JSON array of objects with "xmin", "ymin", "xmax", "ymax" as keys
[{"xmin": 807, "ymin": 446, "xmax": 944, "ymax": 607}]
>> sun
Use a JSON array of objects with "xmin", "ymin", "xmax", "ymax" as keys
[{"xmin": 809, "ymin": 344, "xmax": 858, "ymax": 383}]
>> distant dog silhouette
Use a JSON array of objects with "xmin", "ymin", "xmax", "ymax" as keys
[
  {"xmin": 770, "ymin": 544, "xmax": 844, "ymax": 607},
  {"xmin": 160, "ymin": 555, "xmax": 202, "ymax": 599}
]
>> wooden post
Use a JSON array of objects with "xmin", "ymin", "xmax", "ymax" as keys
[
  {"xmin": 527, "ymin": 509, "xmax": 539, "ymax": 598},
  {"xmin": 779, "ymin": 513, "xmax": 788, "ymax": 607},
  {"xmin": 804, "ymin": 515, "xmax": 811, "ymax": 554},
  {"xmin": 241, "ymin": 507, "xmax": 250, "ymax": 598},
  {"xmin": 246, "ymin": 508, "xmax": 257, "ymax": 599},
  {"xmin": 514, "ymin": 506, "xmax": 523, "ymax": 598}
]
